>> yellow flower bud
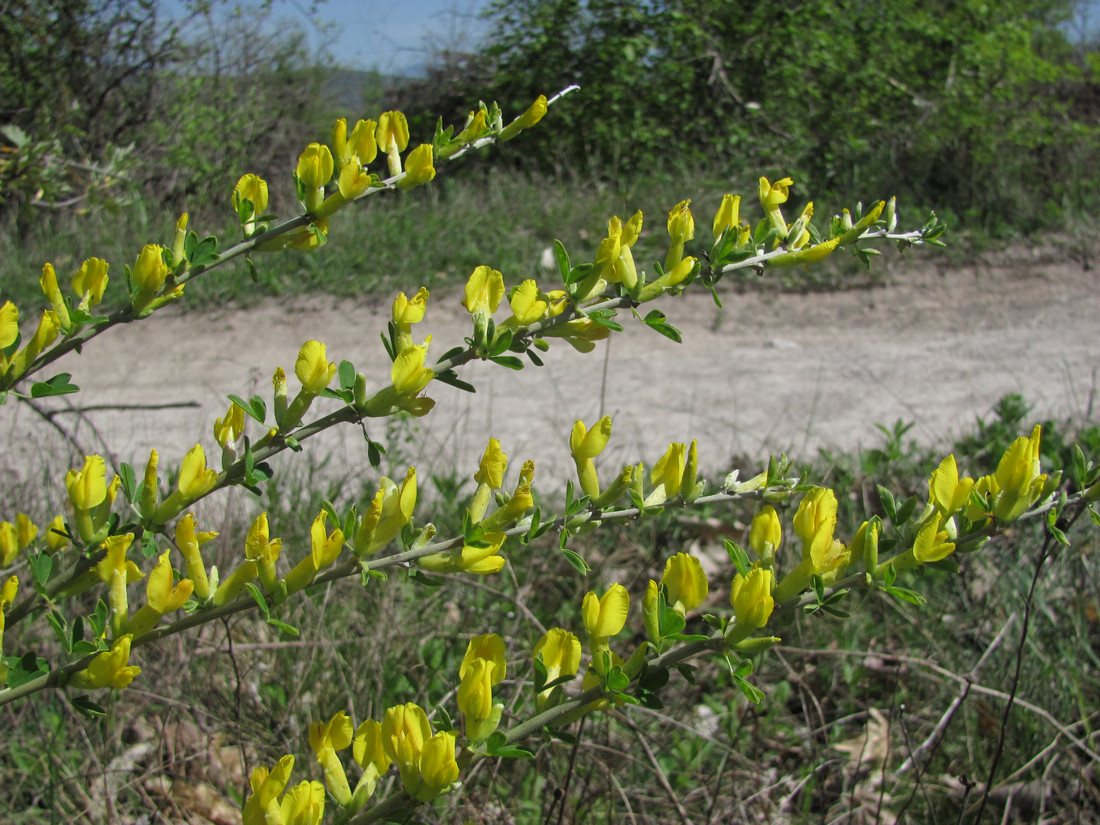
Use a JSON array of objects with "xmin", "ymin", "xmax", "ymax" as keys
[
  {"xmin": 749, "ymin": 506, "xmax": 782, "ymax": 560},
  {"xmin": 40, "ymin": 263, "xmax": 71, "ymax": 332},
  {"xmin": 296, "ymin": 143, "xmax": 334, "ymax": 191},
  {"xmin": 499, "ymin": 94, "xmax": 548, "ymax": 141},
  {"xmin": 730, "ymin": 567, "xmax": 775, "ymax": 632}
]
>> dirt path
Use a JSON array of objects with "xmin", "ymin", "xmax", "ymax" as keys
[{"xmin": 5, "ymin": 249, "xmax": 1098, "ymax": 497}]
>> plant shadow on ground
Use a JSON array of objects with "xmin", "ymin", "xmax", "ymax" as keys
[{"xmin": 2, "ymin": 394, "xmax": 1098, "ymax": 823}]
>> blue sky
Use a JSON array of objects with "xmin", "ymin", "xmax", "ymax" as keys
[{"xmin": 173, "ymin": 0, "xmax": 492, "ymax": 75}]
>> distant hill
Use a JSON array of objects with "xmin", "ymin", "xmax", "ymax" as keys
[{"xmin": 322, "ymin": 67, "xmax": 416, "ymax": 114}]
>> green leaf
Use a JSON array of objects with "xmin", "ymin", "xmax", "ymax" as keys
[
  {"xmin": 338, "ymin": 360, "xmax": 356, "ymax": 391},
  {"xmin": 885, "ymin": 585, "xmax": 926, "ymax": 605},
  {"xmin": 561, "ymin": 548, "xmax": 590, "ymax": 574},
  {"xmin": 877, "ymin": 485, "xmax": 897, "ymax": 521},
  {"xmin": 6, "ymin": 652, "xmax": 48, "ymax": 688},
  {"xmin": 434, "ymin": 369, "xmax": 476, "ymax": 393},
  {"xmin": 118, "ymin": 462, "xmax": 137, "ymax": 503},
  {"xmin": 490, "ymin": 354, "xmax": 524, "ymax": 370},
  {"xmin": 29, "ymin": 553, "xmax": 53, "ymax": 589},
  {"xmin": 724, "ymin": 540, "xmax": 750, "ymax": 577},
  {"xmin": 70, "ymin": 695, "xmax": 106, "ymax": 718},
  {"xmin": 30, "ymin": 373, "xmax": 79, "ymax": 398},
  {"xmin": 229, "ymin": 394, "xmax": 267, "ymax": 425},
  {"xmin": 245, "ymin": 583, "xmax": 271, "ymax": 620},
  {"xmin": 642, "ymin": 310, "xmax": 682, "ymax": 343}
]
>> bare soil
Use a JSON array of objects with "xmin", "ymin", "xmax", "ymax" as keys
[{"xmin": 5, "ymin": 248, "xmax": 1098, "ymax": 497}]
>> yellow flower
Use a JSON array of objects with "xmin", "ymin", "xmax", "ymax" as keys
[
  {"xmin": 130, "ymin": 245, "xmax": 171, "ymax": 313},
  {"xmin": 354, "ymin": 468, "xmax": 417, "ymax": 556},
  {"xmin": 176, "ymin": 513, "xmax": 214, "ymax": 601},
  {"xmin": 214, "ymin": 402, "xmax": 246, "ymax": 448},
  {"xmin": 665, "ymin": 200, "xmax": 694, "ymax": 270},
  {"xmin": 462, "ymin": 265, "xmax": 505, "ymax": 315},
  {"xmin": 8, "ymin": 310, "xmax": 60, "ymax": 379},
  {"xmin": 382, "ymin": 702, "xmax": 431, "ymax": 769},
  {"xmin": 409, "ymin": 730, "xmax": 459, "ymax": 802},
  {"xmin": 913, "ymin": 518, "xmax": 955, "ymax": 564},
  {"xmin": 95, "ymin": 533, "xmax": 143, "ymax": 636},
  {"xmin": 245, "ymin": 513, "xmax": 283, "ymax": 592},
  {"xmin": 759, "ymin": 176, "xmax": 793, "ymax": 212},
  {"xmin": 296, "ymin": 143, "xmax": 334, "ymax": 211},
  {"xmin": 351, "ymin": 718, "xmax": 391, "ymax": 805},
  {"xmin": 398, "ymin": 143, "xmax": 435, "ymax": 190},
  {"xmin": 309, "ymin": 711, "xmax": 354, "ymax": 807},
  {"xmin": 650, "ymin": 442, "xmax": 687, "ymax": 499},
  {"xmin": 233, "ymin": 173, "xmax": 269, "ymax": 229},
  {"xmin": 729, "ymin": 566, "xmax": 775, "ymax": 635},
  {"xmin": 391, "ymin": 338, "xmax": 434, "ymax": 397},
  {"xmin": 69, "ymin": 633, "xmax": 141, "ymax": 689},
  {"xmin": 71, "ymin": 258, "xmax": 109, "ymax": 309},
  {"xmin": 749, "ymin": 506, "xmax": 782, "ymax": 560},
  {"xmin": 570, "ymin": 416, "xmax": 612, "ymax": 499},
  {"xmin": 474, "ymin": 438, "xmax": 507, "ymax": 490},
  {"xmin": 243, "ymin": 755, "xmax": 295, "ymax": 825},
  {"xmin": 508, "ymin": 279, "xmax": 549, "ymax": 325},
  {"xmin": 178, "ymin": 444, "xmax": 218, "ymax": 500},
  {"xmin": 392, "ymin": 287, "xmax": 429, "ymax": 327},
  {"xmin": 660, "ymin": 552, "xmax": 709, "ymax": 615},
  {"xmin": 333, "ymin": 117, "xmax": 378, "ymax": 167},
  {"xmin": 295, "ymin": 340, "xmax": 337, "ymax": 396},
  {"xmin": 375, "ymin": 111, "xmax": 410, "ymax": 177},
  {"xmin": 336, "ymin": 159, "xmax": 372, "ymax": 200},
  {"xmin": 582, "ymin": 583, "xmax": 629, "ymax": 641},
  {"xmin": 65, "ymin": 455, "xmax": 107, "ymax": 510},
  {"xmin": 0, "ymin": 300, "xmax": 19, "ymax": 350},
  {"xmin": 992, "ymin": 425, "xmax": 1046, "ymax": 522},
  {"xmin": 712, "ymin": 194, "xmax": 741, "ymax": 240},
  {"xmin": 929, "ymin": 454, "xmax": 975, "ymax": 517},
  {"xmin": 126, "ymin": 549, "xmax": 194, "ymax": 637},
  {"xmin": 419, "ymin": 531, "xmax": 507, "ymax": 575},
  {"xmin": 44, "ymin": 515, "xmax": 70, "ymax": 553},
  {"xmin": 283, "ymin": 512, "xmax": 346, "ymax": 594},
  {"xmin": 533, "ymin": 628, "xmax": 581, "ymax": 704},
  {"xmin": 279, "ymin": 780, "xmax": 325, "ymax": 825},
  {"xmin": 457, "ymin": 637, "xmax": 507, "ymax": 741}
]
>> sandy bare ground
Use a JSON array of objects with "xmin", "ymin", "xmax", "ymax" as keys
[{"xmin": 4, "ymin": 248, "xmax": 1098, "ymax": 498}]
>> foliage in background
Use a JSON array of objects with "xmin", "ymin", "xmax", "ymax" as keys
[{"xmin": 392, "ymin": 0, "xmax": 1100, "ymax": 232}]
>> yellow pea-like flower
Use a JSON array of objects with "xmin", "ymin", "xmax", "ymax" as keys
[
  {"xmin": 279, "ymin": 780, "xmax": 325, "ymax": 825},
  {"xmin": 650, "ymin": 442, "xmax": 687, "ymax": 499},
  {"xmin": 729, "ymin": 566, "xmax": 775, "ymax": 635},
  {"xmin": 69, "ymin": 633, "xmax": 141, "ymax": 690},
  {"xmin": 382, "ymin": 702, "xmax": 431, "ymax": 769},
  {"xmin": 309, "ymin": 711, "xmax": 354, "ymax": 807},
  {"xmin": 376, "ymin": 111, "xmax": 410, "ymax": 177},
  {"xmin": 508, "ymin": 279, "xmax": 549, "ymax": 325},
  {"xmin": 665, "ymin": 200, "xmax": 695, "ymax": 270},
  {"xmin": 296, "ymin": 143, "xmax": 334, "ymax": 191},
  {"xmin": 242, "ymin": 755, "xmax": 295, "ymax": 825},
  {"xmin": 749, "ymin": 506, "xmax": 782, "ymax": 560},
  {"xmin": 295, "ymin": 340, "xmax": 337, "ymax": 396},
  {"xmin": 462, "ymin": 265, "xmax": 505, "ymax": 315},
  {"xmin": 398, "ymin": 143, "xmax": 435, "ymax": 190},
  {"xmin": 233, "ymin": 173, "xmax": 269, "ymax": 223},
  {"xmin": 391, "ymin": 338, "xmax": 433, "ymax": 396},
  {"xmin": 70, "ymin": 257, "xmax": 109, "ymax": 310},
  {"xmin": 461, "ymin": 633, "xmax": 507, "ymax": 684},
  {"xmin": 8, "ymin": 309, "xmax": 60, "ymax": 379},
  {"xmin": 409, "ymin": 731, "xmax": 459, "ymax": 802},
  {"xmin": 533, "ymin": 627, "xmax": 581, "ymax": 702},
  {"xmin": 913, "ymin": 518, "xmax": 955, "ymax": 564},
  {"xmin": 712, "ymin": 193, "xmax": 741, "ymax": 240},
  {"xmin": 582, "ymin": 582, "xmax": 629, "ymax": 641},
  {"xmin": 929, "ymin": 454, "xmax": 975, "ymax": 517},
  {"xmin": 177, "ymin": 444, "xmax": 217, "ymax": 501},
  {"xmin": 392, "ymin": 287, "xmax": 429, "ymax": 327},
  {"xmin": 992, "ymin": 425, "xmax": 1045, "ymax": 522},
  {"xmin": 0, "ymin": 300, "xmax": 19, "ymax": 350},
  {"xmin": 474, "ymin": 438, "xmax": 507, "ymax": 490},
  {"xmin": 660, "ymin": 552, "xmax": 708, "ymax": 615},
  {"xmin": 66, "ymin": 455, "xmax": 108, "ymax": 512}
]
